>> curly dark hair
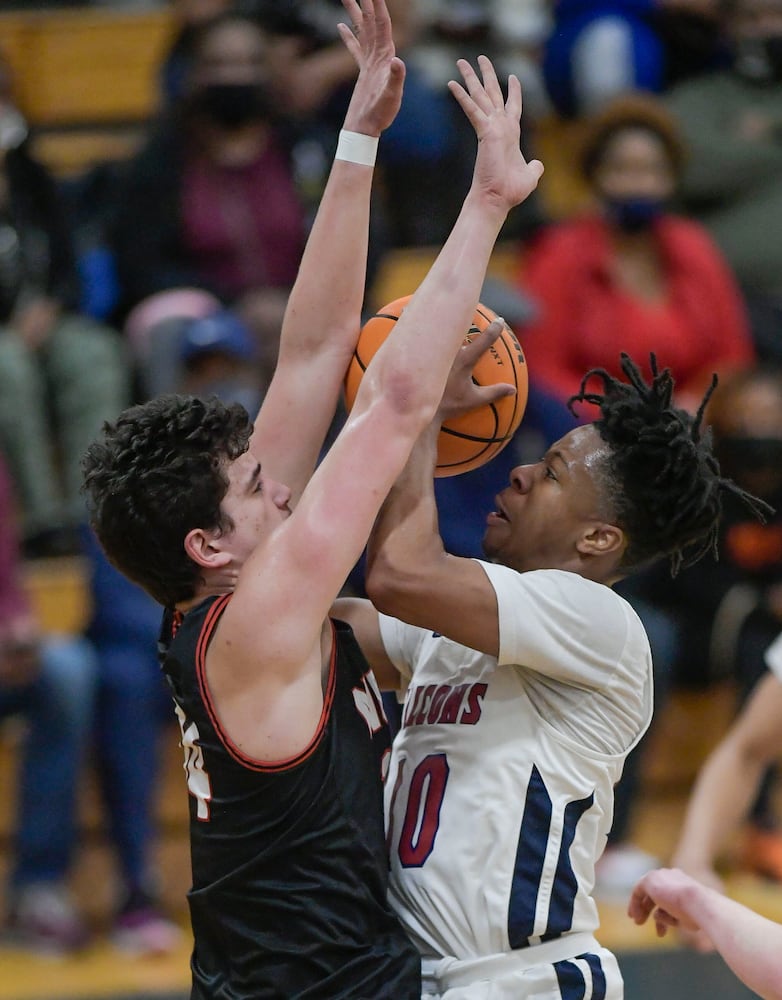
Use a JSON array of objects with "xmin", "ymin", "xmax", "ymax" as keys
[
  {"xmin": 82, "ymin": 395, "xmax": 253, "ymax": 608},
  {"xmin": 568, "ymin": 354, "xmax": 773, "ymax": 576}
]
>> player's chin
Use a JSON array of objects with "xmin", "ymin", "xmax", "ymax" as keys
[{"xmin": 481, "ymin": 523, "xmax": 504, "ymax": 558}]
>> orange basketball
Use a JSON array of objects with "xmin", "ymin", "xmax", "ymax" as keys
[{"xmin": 344, "ymin": 295, "xmax": 528, "ymax": 477}]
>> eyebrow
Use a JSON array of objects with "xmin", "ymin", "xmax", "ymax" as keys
[{"xmin": 246, "ymin": 462, "xmax": 261, "ymax": 493}]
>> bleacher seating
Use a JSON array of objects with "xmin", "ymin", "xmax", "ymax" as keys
[
  {"xmin": 0, "ymin": 4, "xmax": 728, "ymax": 867},
  {"xmin": 0, "ymin": 6, "xmax": 174, "ymax": 177}
]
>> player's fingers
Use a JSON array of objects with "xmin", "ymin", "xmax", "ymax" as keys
[
  {"xmin": 505, "ymin": 73, "xmax": 522, "ymax": 121},
  {"xmin": 654, "ymin": 907, "xmax": 679, "ymax": 929},
  {"xmin": 460, "ymin": 317, "xmax": 505, "ymax": 362},
  {"xmin": 476, "ymin": 54, "xmax": 504, "ymax": 108},
  {"xmin": 627, "ymin": 888, "xmax": 653, "ymax": 923},
  {"xmin": 457, "ymin": 59, "xmax": 494, "ymax": 116},
  {"xmin": 337, "ymin": 21, "xmax": 362, "ymax": 61},
  {"xmin": 447, "ymin": 80, "xmax": 483, "ymax": 131},
  {"xmin": 372, "ymin": 0, "xmax": 394, "ymax": 50},
  {"xmin": 472, "ymin": 383, "xmax": 517, "ymax": 409},
  {"xmin": 341, "ymin": 0, "xmax": 363, "ymax": 36},
  {"xmin": 389, "ymin": 57, "xmax": 406, "ymax": 86},
  {"xmin": 358, "ymin": 0, "xmax": 376, "ymax": 48},
  {"xmin": 527, "ymin": 159, "xmax": 545, "ymax": 184}
]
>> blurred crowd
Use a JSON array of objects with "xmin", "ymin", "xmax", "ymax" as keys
[{"xmin": 0, "ymin": 0, "xmax": 781, "ymax": 962}]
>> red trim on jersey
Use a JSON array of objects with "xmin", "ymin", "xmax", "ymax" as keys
[{"xmin": 195, "ymin": 600, "xmax": 338, "ymax": 773}]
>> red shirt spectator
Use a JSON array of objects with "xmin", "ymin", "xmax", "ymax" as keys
[{"xmin": 519, "ymin": 213, "xmax": 755, "ymax": 411}]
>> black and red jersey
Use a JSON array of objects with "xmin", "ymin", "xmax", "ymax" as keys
[{"xmin": 159, "ymin": 596, "xmax": 420, "ymax": 999}]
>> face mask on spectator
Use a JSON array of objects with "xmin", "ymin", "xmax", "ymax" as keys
[
  {"xmin": 602, "ymin": 196, "xmax": 667, "ymax": 234},
  {"xmin": 191, "ymin": 82, "xmax": 273, "ymax": 128}
]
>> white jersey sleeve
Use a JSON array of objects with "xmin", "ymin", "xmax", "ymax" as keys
[
  {"xmin": 379, "ymin": 566, "xmax": 652, "ymax": 755},
  {"xmin": 765, "ymin": 631, "xmax": 782, "ymax": 681},
  {"xmin": 378, "ymin": 613, "xmax": 427, "ymax": 682}
]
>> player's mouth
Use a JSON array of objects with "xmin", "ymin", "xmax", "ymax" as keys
[{"xmin": 487, "ymin": 497, "xmax": 510, "ymax": 525}]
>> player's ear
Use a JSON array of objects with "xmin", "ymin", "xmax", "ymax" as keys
[
  {"xmin": 184, "ymin": 527, "xmax": 232, "ymax": 569},
  {"xmin": 576, "ymin": 522, "xmax": 625, "ymax": 559}
]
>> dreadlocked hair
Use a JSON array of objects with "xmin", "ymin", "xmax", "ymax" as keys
[{"xmin": 568, "ymin": 354, "xmax": 773, "ymax": 576}]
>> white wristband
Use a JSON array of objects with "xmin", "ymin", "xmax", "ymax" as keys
[{"xmin": 335, "ymin": 129, "xmax": 378, "ymax": 167}]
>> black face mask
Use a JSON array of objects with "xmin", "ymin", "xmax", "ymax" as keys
[
  {"xmin": 191, "ymin": 82, "xmax": 273, "ymax": 128},
  {"xmin": 603, "ymin": 196, "xmax": 667, "ymax": 234}
]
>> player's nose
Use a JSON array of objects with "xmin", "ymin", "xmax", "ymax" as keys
[
  {"xmin": 273, "ymin": 481, "xmax": 293, "ymax": 510},
  {"xmin": 509, "ymin": 465, "xmax": 533, "ymax": 494}
]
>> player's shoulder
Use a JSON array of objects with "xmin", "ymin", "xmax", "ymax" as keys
[
  {"xmin": 481, "ymin": 563, "xmax": 615, "ymax": 601},
  {"xmin": 480, "ymin": 563, "xmax": 646, "ymax": 641}
]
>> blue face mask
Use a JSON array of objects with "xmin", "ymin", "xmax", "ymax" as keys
[{"xmin": 603, "ymin": 196, "xmax": 667, "ymax": 233}]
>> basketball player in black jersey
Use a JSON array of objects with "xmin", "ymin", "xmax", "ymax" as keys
[{"xmin": 81, "ymin": 0, "xmax": 544, "ymax": 994}]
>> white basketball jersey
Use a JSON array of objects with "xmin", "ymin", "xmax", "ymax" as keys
[{"xmin": 381, "ymin": 565, "xmax": 653, "ymax": 966}]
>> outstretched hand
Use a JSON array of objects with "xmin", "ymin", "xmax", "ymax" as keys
[
  {"xmin": 339, "ymin": 0, "xmax": 405, "ymax": 137},
  {"xmin": 438, "ymin": 317, "xmax": 516, "ymax": 423},
  {"xmin": 450, "ymin": 55, "xmax": 544, "ymax": 214},
  {"xmin": 628, "ymin": 868, "xmax": 714, "ymax": 945}
]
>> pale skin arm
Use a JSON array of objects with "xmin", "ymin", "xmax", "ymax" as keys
[
  {"xmin": 252, "ymin": 0, "xmax": 405, "ymax": 505},
  {"xmin": 333, "ymin": 321, "xmax": 516, "ymax": 688},
  {"xmin": 208, "ymin": 56, "xmax": 544, "ymax": 761},
  {"xmin": 365, "ymin": 317, "xmax": 521, "ymax": 655},
  {"xmin": 672, "ymin": 671, "xmax": 782, "ymax": 884},
  {"xmin": 629, "ymin": 867, "xmax": 782, "ymax": 1000}
]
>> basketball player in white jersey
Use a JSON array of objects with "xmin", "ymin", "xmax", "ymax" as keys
[{"xmin": 338, "ymin": 350, "xmax": 770, "ymax": 999}]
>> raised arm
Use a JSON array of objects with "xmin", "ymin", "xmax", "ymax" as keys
[
  {"xmin": 253, "ymin": 0, "xmax": 405, "ymax": 502},
  {"xmin": 672, "ymin": 669, "xmax": 782, "ymax": 886},
  {"xmin": 628, "ymin": 867, "xmax": 782, "ymax": 1000},
  {"xmin": 218, "ymin": 57, "xmax": 542, "ymax": 755},
  {"xmin": 364, "ymin": 322, "xmax": 511, "ymax": 657}
]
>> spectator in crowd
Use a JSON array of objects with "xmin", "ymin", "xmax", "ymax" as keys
[
  {"xmin": 177, "ymin": 309, "xmax": 265, "ymax": 415},
  {"xmin": 0, "ymin": 454, "xmax": 97, "ymax": 954},
  {"xmin": 383, "ymin": 0, "xmax": 549, "ymax": 244},
  {"xmin": 628, "ymin": 365, "xmax": 782, "ymax": 882},
  {"xmin": 513, "ymin": 92, "xmax": 756, "ymax": 894},
  {"xmin": 0, "ymin": 50, "xmax": 131, "ymax": 557},
  {"xmin": 665, "ymin": 0, "xmax": 782, "ymax": 363},
  {"xmin": 112, "ymin": 12, "xmax": 307, "ymax": 397},
  {"xmin": 543, "ymin": 0, "xmax": 725, "ymax": 119},
  {"xmin": 629, "ymin": 866, "xmax": 782, "ymax": 998},
  {"xmin": 249, "ymin": 0, "xmax": 472, "ymax": 248},
  {"xmin": 79, "ymin": 526, "xmax": 183, "ymax": 956},
  {"xmin": 160, "ymin": 0, "xmax": 236, "ymax": 105},
  {"xmin": 516, "ymin": 92, "xmax": 754, "ymax": 430}
]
